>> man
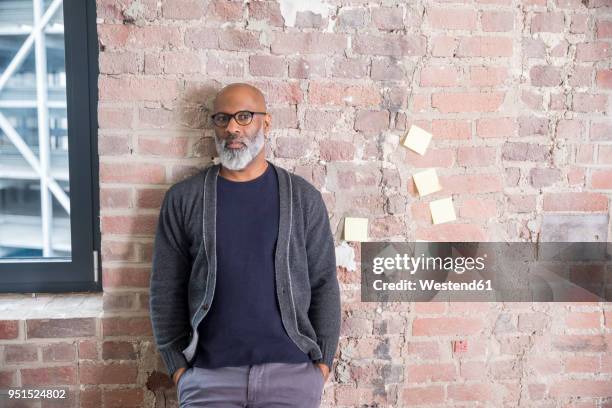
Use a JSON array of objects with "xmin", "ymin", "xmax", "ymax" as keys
[{"xmin": 149, "ymin": 83, "xmax": 341, "ymax": 407}]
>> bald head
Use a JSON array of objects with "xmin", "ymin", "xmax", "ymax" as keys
[{"xmin": 213, "ymin": 83, "xmax": 267, "ymax": 113}]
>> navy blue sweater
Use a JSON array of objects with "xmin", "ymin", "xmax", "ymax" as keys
[{"xmin": 193, "ymin": 163, "xmax": 310, "ymax": 368}]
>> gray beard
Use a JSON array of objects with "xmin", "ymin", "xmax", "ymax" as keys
[{"xmin": 214, "ymin": 127, "xmax": 265, "ymax": 171}]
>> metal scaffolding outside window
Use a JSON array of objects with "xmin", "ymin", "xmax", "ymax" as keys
[{"xmin": 0, "ymin": 0, "xmax": 100, "ymax": 293}]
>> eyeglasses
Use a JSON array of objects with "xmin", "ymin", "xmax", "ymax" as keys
[{"xmin": 210, "ymin": 110, "xmax": 267, "ymax": 127}]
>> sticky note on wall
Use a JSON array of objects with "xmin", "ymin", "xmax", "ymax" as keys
[
  {"xmin": 401, "ymin": 125, "xmax": 432, "ymax": 155},
  {"xmin": 344, "ymin": 217, "xmax": 368, "ymax": 242},
  {"xmin": 413, "ymin": 169, "xmax": 442, "ymax": 196},
  {"xmin": 429, "ymin": 197, "xmax": 456, "ymax": 224}
]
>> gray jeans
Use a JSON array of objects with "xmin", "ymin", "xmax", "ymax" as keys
[{"xmin": 177, "ymin": 361, "xmax": 325, "ymax": 407}]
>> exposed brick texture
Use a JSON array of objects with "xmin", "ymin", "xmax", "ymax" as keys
[{"xmin": 1, "ymin": 1, "xmax": 610, "ymax": 407}]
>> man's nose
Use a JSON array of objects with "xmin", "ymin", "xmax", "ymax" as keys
[{"xmin": 225, "ymin": 116, "xmax": 242, "ymax": 135}]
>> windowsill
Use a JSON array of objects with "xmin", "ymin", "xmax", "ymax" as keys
[{"xmin": 0, "ymin": 292, "xmax": 103, "ymax": 319}]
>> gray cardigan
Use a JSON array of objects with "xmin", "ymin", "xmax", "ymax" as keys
[{"xmin": 149, "ymin": 161, "xmax": 341, "ymax": 378}]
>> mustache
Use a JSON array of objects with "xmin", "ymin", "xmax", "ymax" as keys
[{"xmin": 224, "ymin": 135, "xmax": 250, "ymax": 147}]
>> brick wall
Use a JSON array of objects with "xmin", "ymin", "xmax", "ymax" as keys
[{"xmin": 1, "ymin": 0, "xmax": 611, "ymax": 407}]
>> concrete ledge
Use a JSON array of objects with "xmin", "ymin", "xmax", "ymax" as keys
[{"xmin": 0, "ymin": 293, "xmax": 103, "ymax": 319}]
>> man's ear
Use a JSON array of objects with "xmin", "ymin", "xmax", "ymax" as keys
[{"xmin": 264, "ymin": 113, "xmax": 271, "ymax": 134}]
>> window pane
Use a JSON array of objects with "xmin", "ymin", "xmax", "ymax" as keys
[{"xmin": 0, "ymin": 0, "xmax": 71, "ymax": 259}]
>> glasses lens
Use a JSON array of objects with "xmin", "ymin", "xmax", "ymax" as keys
[
  {"xmin": 213, "ymin": 114, "xmax": 229, "ymax": 127},
  {"xmin": 235, "ymin": 111, "xmax": 253, "ymax": 125}
]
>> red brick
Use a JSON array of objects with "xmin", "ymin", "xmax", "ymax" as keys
[
  {"xmin": 331, "ymin": 57, "xmax": 369, "ymax": 79},
  {"xmin": 591, "ymin": 122, "xmax": 612, "ymax": 141},
  {"xmin": 99, "ymin": 51, "xmax": 142, "ymax": 74},
  {"xmin": 100, "ymin": 162, "xmax": 165, "ymax": 184},
  {"xmin": 98, "ymin": 134, "xmax": 130, "ymax": 157},
  {"xmin": 576, "ymin": 42, "xmax": 612, "ymax": 62},
  {"xmin": 78, "ymin": 340, "xmax": 98, "ymax": 360},
  {"xmin": 476, "ymin": 118, "xmax": 516, "ymax": 138},
  {"xmin": 596, "ymin": 69, "xmax": 612, "ymax": 88},
  {"xmin": 572, "ymin": 93, "xmax": 608, "ymax": 113},
  {"xmin": 543, "ymin": 192, "xmax": 608, "ymax": 211},
  {"xmin": 405, "ymin": 148, "xmax": 455, "ymax": 168},
  {"xmin": 371, "ymin": 7, "xmax": 404, "ymax": 30},
  {"xmin": 571, "ymin": 14, "xmax": 589, "ymax": 33},
  {"xmin": 481, "ymin": 11, "xmax": 514, "ymax": 31},
  {"xmin": 440, "ymin": 174, "xmax": 503, "ymax": 194},
  {"xmin": 459, "ymin": 198, "xmax": 497, "ymax": 219},
  {"xmin": 102, "ymin": 238, "xmax": 138, "ymax": 262},
  {"xmin": 530, "ymin": 65, "xmax": 563, "ymax": 86},
  {"xmin": 371, "ymin": 57, "xmax": 406, "ymax": 81},
  {"xmin": 531, "ymin": 12, "xmax": 565, "ymax": 33},
  {"xmin": 250, "ymin": 80, "xmax": 303, "ymax": 104},
  {"xmin": 218, "ymin": 29, "xmax": 262, "ymax": 51},
  {"xmin": 353, "ymin": 34, "xmax": 426, "ymax": 56},
  {"xmin": 135, "ymin": 188, "xmax": 165, "ymax": 209},
  {"xmin": 447, "ymin": 383, "xmax": 494, "ymax": 402},
  {"xmin": 103, "ymin": 388, "xmax": 144, "ymax": 408},
  {"xmin": 427, "ymin": 7, "xmax": 478, "ymax": 30},
  {"xmin": 470, "ymin": 66, "xmax": 507, "ymax": 87},
  {"xmin": 102, "ymin": 266, "xmax": 151, "ymax": 288},
  {"xmin": 556, "ymin": 119, "xmax": 584, "ymax": 139},
  {"xmin": 137, "ymin": 136, "xmax": 189, "ymax": 157},
  {"xmin": 102, "ymin": 317, "xmax": 152, "ymax": 336},
  {"xmin": 413, "ymin": 317, "xmax": 484, "ymax": 336},
  {"xmin": 80, "ymin": 362, "xmax": 138, "ymax": 385},
  {"xmin": 206, "ymin": 0, "xmax": 243, "ymax": 21},
  {"xmin": 42, "ymin": 342, "xmax": 77, "ymax": 362},
  {"xmin": 566, "ymin": 312, "xmax": 601, "ymax": 329},
  {"xmin": 591, "ymin": 170, "xmax": 612, "ymax": 189},
  {"xmin": 597, "ymin": 19, "xmax": 612, "ymax": 38},
  {"xmin": 0, "ymin": 320, "xmax": 19, "ymax": 339},
  {"xmin": 162, "ymin": 51, "xmax": 201, "ymax": 74},
  {"xmin": 457, "ymin": 146, "xmax": 496, "ymax": 166},
  {"xmin": 530, "ymin": 168, "xmax": 560, "ymax": 188},
  {"xmin": 549, "ymin": 379, "xmax": 612, "ymax": 398},
  {"xmin": 319, "ymin": 140, "xmax": 355, "ymax": 162},
  {"xmin": 98, "ymin": 107, "xmax": 133, "ymax": 129},
  {"xmin": 274, "ymin": 137, "xmax": 310, "ymax": 159},
  {"xmin": 432, "ymin": 92, "xmax": 504, "ymax": 113},
  {"xmin": 271, "ymin": 32, "xmax": 346, "ymax": 55},
  {"xmin": 100, "ymin": 187, "xmax": 132, "ymax": 208},
  {"xmin": 308, "ymin": 82, "xmax": 380, "ymax": 106},
  {"xmin": 248, "ymin": 1, "xmax": 284, "ymax": 27},
  {"xmin": 432, "ymin": 36, "xmax": 459, "ymax": 56},
  {"xmin": 99, "ymin": 77, "xmax": 179, "ymax": 102},
  {"xmin": 460, "ymin": 361, "xmax": 488, "ymax": 380},
  {"xmin": 502, "ymin": 142, "xmax": 550, "ymax": 162},
  {"xmin": 102, "ymin": 341, "xmax": 137, "ymax": 360},
  {"xmin": 22, "ymin": 366, "xmax": 77, "ymax": 385},
  {"xmin": 354, "ymin": 110, "xmax": 390, "ymax": 132},
  {"xmin": 416, "ymin": 224, "xmax": 488, "ymax": 241},
  {"xmin": 5, "ymin": 344, "xmax": 38, "ymax": 362},
  {"xmin": 336, "ymin": 8, "xmax": 367, "ymax": 30},
  {"xmin": 184, "ymin": 27, "xmax": 219, "ymax": 49},
  {"xmin": 162, "ymin": 0, "xmax": 206, "ymax": 19},
  {"xmin": 101, "ymin": 214, "xmax": 158, "ymax": 235},
  {"xmin": 457, "ymin": 36, "xmax": 513, "ymax": 57},
  {"xmin": 402, "ymin": 385, "xmax": 445, "ymax": 405},
  {"xmin": 27, "ymin": 318, "xmax": 96, "ymax": 338},
  {"xmin": 249, "ymin": 55, "xmax": 286, "ymax": 77},
  {"xmin": 420, "ymin": 65, "xmax": 459, "ymax": 87},
  {"xmin": 597, "ymin": 145, "xmax": 612, "ymax": 164},
  {"xmin": 565, "ymin": 356, "xmax": 599, "ymax": 372},
  {"xmin": 406, "ymin": 363, "xmax": 457, "ymax": 383}
]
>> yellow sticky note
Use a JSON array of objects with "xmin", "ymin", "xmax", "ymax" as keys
[
  {"xmin": 413, "ymin": 169, "xmax": 442, "ymax": 196},
  {"xmin": 402, "ymin": 124, "xmax": 432, "ymax": 155},
  {"xmin": 429, "ymin": 197, "xmax": 456, "ymax": 224},
  {"xmin": 344, "ymin": 217, "xmax": 368, "ymax": 242}
]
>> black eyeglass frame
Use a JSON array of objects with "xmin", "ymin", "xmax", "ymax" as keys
[{"xmin": 210, "ymin": 110, "xmax": 267, "ymax": 127}]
